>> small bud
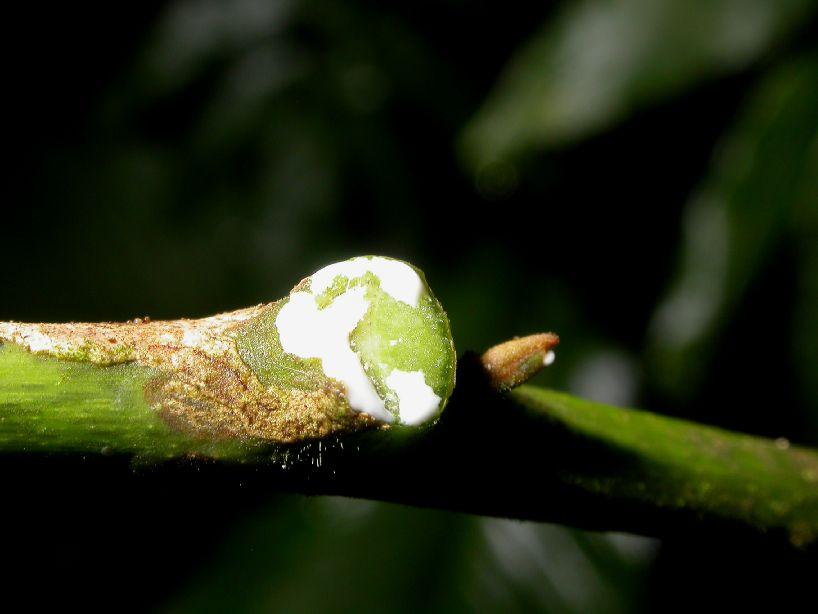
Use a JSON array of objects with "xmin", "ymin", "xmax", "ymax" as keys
[{"xmin": 481, "ymin": 333, "xmax": 560, "ymax": 391}]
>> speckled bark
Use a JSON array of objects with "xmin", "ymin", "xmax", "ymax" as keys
[{"xmin": 0, "ymin": 306, "xmax": 376, "ymax": 443}]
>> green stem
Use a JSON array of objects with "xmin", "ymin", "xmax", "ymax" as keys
[
  {"xmin": 510, "ymin": 386, "xmax": 818, "ymax": 547},
  {"xmin": 1, "ymin": 344, "xmax": 817, "ymax": 548},
  {"xmin": 0, "ymin": 343, "xmax": 258, "ymax": 460}
]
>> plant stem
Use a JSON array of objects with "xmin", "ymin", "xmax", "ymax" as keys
[
  {"xmin": 307, "ymin": 355, "xmax": 818, "ymax": 549},
  {"xmin": 0, "ymin": 343, "xmax": 251, "ymax": 459},
  {"xmin": 1, "ymin": 335, "xmax": 817, "ymax": 548}
]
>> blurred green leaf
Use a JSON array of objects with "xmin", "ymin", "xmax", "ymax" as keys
[
  {"xmin": 459, "ymin": 0, "xmax": 816, "ymax": 168},
  {"xmin": 647, "ymin": 53, "xmax": 818, "ymax": 400},
  {"xmin": 169, "ymin": 498, "xmax": 655, "ymax": 614},
  {"xmin": 792, "ymin": 134, "xmax": 818, "ymax": 431}
]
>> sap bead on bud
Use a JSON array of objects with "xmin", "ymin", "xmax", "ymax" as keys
[
  {"xmin": 271, "ymin": 256, "xmax": 455, "ymax": 425},
  {"xmin": 235, "ymin": 256, "xmax": 456, "ymax": 437}
]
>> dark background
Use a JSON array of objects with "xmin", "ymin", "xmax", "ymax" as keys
[{"xmin": 1, "ymin": 1, "xmax": 816, "ymax": 611}]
